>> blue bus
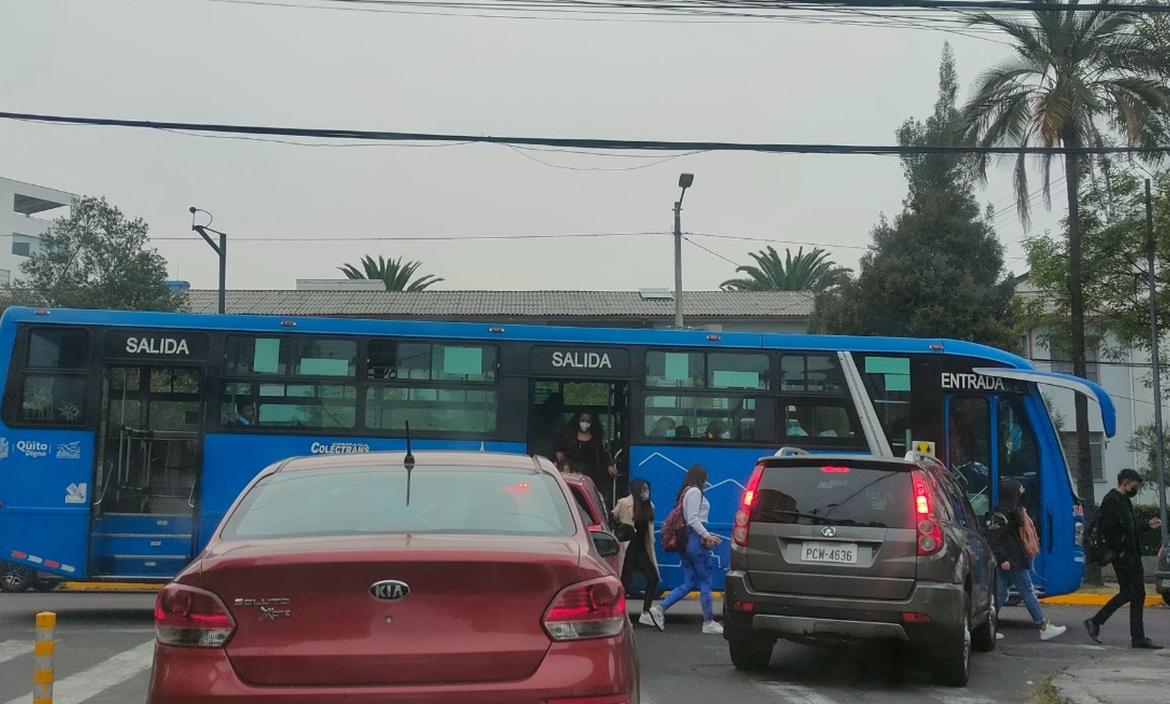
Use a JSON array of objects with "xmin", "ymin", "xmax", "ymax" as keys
[{"xmin": 0, "ymin": 307, "xmax": 1114, "ymax": 596}]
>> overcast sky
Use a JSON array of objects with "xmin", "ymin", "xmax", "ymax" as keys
[{"xmin": 1, "ymin": 0, "xmax": 1065, "ymax": 291}]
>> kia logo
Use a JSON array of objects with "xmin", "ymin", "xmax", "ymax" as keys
[
  {"xmin": 370, "ymin": 580, "xmax": 410, "ymax": 601},
  {"xmin": 821, "ymin": 526, "xmax": 837, "ymax": 538}
]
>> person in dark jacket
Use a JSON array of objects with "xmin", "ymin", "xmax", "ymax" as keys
[
  {"xmin": 554, "ymin": 412, "xmax": 617, "ymax": 504},
  {"xmin": 1085, "ymin": 469, "xmax": 1164, "ymax": 649},
  {"xmin": 987, "ymin": 479, "xmax": 1066, "ymax": 640}
]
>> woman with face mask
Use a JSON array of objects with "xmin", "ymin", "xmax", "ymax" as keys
[
  {"xmin": 613, "ymin": 479, "xmax": 662, "ymax": 629},
  {"xmin": 554, "ymin": 412, "xmax": 617, "ymax": 502},
  {"xmin": 988, "ymin": 479, "xmax": 1066, "ymax": 641}
]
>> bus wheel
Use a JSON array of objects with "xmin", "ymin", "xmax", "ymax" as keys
[
  {"xmin": 0, "ymin": 562, "xmax": 34, "ymax": 593},
  {"xmin": 32, "ymin": 576, "xmax": 61, "ymax": 592}
]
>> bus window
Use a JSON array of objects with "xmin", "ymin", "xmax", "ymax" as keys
[
  {"xmin": 707, "ymin": 353, "xmax": 769, "ymax": 390},
  {"xmin": 858, "ymin": 354, "xmax": 913, "ymax": 455},
  {"xmin": 780, "ymin": 354, "xmax": 845, "ymax": 394},
  {"xmin": 643, "ymin": 394, "xmax": 756, "ymax": 441},
  {"xmin": 226, "ymin": 336, "xmax": 357, "ymax": 377},
  {"xmin": 28, "ymin": 328, "xmax": 89, "ymax": 369},
  {"xmin": 998, "ymin": 396, "xmax": 1042, "ymax": 528},
  {"xmin": 367, "ymin": 340, "xmax": 496, "ymax": 383},
  {"xmin": 948, "ymin": 396, "xmax": 992, "ymax": 517},
  {"xmin": 20, "ymin": 375, "xmax": 87, "ymax": 425},
  {"xmin": 366, "ymin": 387, "xmax": 497, "ymax": 434},
  {"xmin": 645, "ymin": 351, "xmax": 704, "ymax": 389},
  {"xmin": 781, "ymin": 401, "xmax": 859, "ymax": 442},
  {"xmin": 221, "ymin": 382, "xmax": 357, "ymax": 429}
]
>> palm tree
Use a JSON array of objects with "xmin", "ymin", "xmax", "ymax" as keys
[
  {"xmin": 956, "ymin": 1, "xmax": 1170, "ymax": 556},
  {"xmin": 338, "ymin": 255, "xmax": 443, "ymax": 292},
  {"xmin": 721, "ymin": 246, "xmax": 849, "ymax": 292}
]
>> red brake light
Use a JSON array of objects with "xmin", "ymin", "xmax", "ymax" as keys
[
  {"xmin": 902, "ymin": 612, "xmax": 932, "ymax": 623},
  {"xmin": 911, "ymin": 471, "xmax": 943, "ymax": 557},
  {"xmin": 820, "ymin": 465, "xmax": 851, "ymax": 473},
  {"xmin": 734, "ymin": 464, "xmax": 766, "ymax": 547},
  {"xmin": 543, "ymin": 577, "xmax": 625, "ymax": 641},
  {"xmin": 154, "ymin": 584, "xmax": 235, "ymax": 647}
]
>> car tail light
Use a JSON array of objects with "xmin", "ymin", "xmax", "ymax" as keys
[
  {"xmin": 543, "ymin": 577, "xmax": 625, "ymax": 641},
  {"xmin": 733, "ymin": 464, "xmax": 765, "ymax": 547},
  {"xmin": 902, "ymin": 612, "xmax": 932, "ymax": 623},
  {"xmin": 912, "ymin": 471, "xmax": 943, "ymax": 557},
  {"xmin": 155, "ymin": 584, "xmax": 236, "ymax": 647},
  {"xmin": 820, "ymin": 465, "xmax": 851, "ymax": 473},
  {"xmin": 730, "ymin": 600, "xmax": 755, "ymax": 612}
]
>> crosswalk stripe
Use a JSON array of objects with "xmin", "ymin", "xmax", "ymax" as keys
[
  {"xmin": 1, "ymin": 640, "xmax": 154, "ymax": 704},
  {"xmin": 0, "ymin": 640, "xmax": 32, "ymax": 665},
  {"xmin": 759, "ymin": 683, "xmax": 841, "ymax": 704}
]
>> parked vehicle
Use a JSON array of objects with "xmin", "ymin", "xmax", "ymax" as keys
[
  {"xmin": 1156, "ymin": 546, "xmax": 1170, "ymax": 607},
  {"xmin": 723, "ymin": 449, "xmax": 997, "ymax": 686},
  {"xmin": 147, "ymin": 451, "xmax": 637, "ymax": 704},
  {"xmin": 563, "ymin": 472, "xmax": 623, "ymax": 573}
]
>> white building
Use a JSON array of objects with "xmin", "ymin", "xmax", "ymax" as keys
[
  {"xmin": 0, "ymin": 177, "xmax": 76, "ymax": 287},
  {"xmin": 1018, "ymin": 276, "xmax": 1165, "ymax": 498}
]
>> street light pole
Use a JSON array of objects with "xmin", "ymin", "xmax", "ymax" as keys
[
  {"xmin": 190, "ymin": 207, "xmax": 227, "ymax": 314},
  {"xmin": 1145, "ymin": 178, "xmax": 1169, "ymax": 548},
  {"xmin": 674, "ymin": 173, "xmax": 694, "ymax": 329}
]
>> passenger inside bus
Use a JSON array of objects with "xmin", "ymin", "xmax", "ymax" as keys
[
  {"xmin": 527, "ymin": 392, "xmax": 565, "ymax": 460},
  {"xmin": 236, "ymin": 401, "xmax": 257, "ymax": 427}
]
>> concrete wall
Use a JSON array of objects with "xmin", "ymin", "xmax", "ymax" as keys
[{"xmin": 0, "ymin": 177, "xmax": 75, "ymax": 286}]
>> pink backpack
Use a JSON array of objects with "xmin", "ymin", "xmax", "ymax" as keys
[{"xmin": 661, "ymin": 499, "xmax": 689, "ymax": 553}]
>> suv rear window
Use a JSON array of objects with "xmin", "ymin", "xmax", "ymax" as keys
[
  {"xmin": 223, "ymin": 466, "xmax": 575, "ymax": 539},
  {"xmin": 752, "ymin": 461, "xmax": 912, "ymax": 529}
]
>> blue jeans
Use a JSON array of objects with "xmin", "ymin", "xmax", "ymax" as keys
[
  {"xmin": 661, "ymin": 530, "xmax": 714, "ymax": 621},
  {"xmin": 997, "ymin": 566, "xmax": 1045, "ymax": 624}
]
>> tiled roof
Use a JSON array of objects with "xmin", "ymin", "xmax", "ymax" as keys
[{"xmin": 184, "ymin": 289, "xmax": 814, "ymax": 319}]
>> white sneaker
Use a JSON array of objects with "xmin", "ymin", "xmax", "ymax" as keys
[
  {"xmin": 996, "ymin": 632, "xmax": 1005, "ymax": 640},
  {"xmin": 638, "ymin": 612, "xmax": 655, "ymax": 628},
  {"xmin": 702, "ymin": 620, "xmax": 724, "ymax": 635},
  {"xmin": 1039, "ymin": 623, "xmax": 1067, "ymax": 641},
  {"xmin": 649, "ymin": 605, "xmax": 666, "ymax": 632}
]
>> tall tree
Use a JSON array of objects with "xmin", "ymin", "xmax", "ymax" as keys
[
  {"xmin": 816, "ymin": 44, "xmax": 1017, "ymax": 349},
  {"xmin": 338, "ymin": 255, "xmax": 443, "ymax": 292},
  {"xmin": 721, "ymin": 246, "xmax": 849, "ymax": 292},
  {"xmin": 957, "ymin": 2, "xmax": 1170, "ymax": 552},
  {"xmin": 13, "ymin": 196, "xmax": 183, "ymax": 311}
]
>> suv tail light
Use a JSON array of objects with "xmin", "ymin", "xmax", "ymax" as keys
[
  {"xmin": 155, "ymin": 584, "xmax": 236, "ymax": 647},
  {"xmin": 543, "ymin": 577, "xmax": 625, "ymax": 641},
  {"xmin": 733, "ymin": 463, "xmax": 766, "ymax": 547},
  {"xmin": 912, "ymin": 470, "xmax": 943, "ymax": 557}
]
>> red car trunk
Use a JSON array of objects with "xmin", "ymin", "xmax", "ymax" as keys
[{"xmin": 195, "ymin": 534, "xmax": 582, "ymax": 687}]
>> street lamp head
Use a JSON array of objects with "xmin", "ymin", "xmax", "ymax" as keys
[
  {"xmin": 678, "ymin": 173, "xmax": 694, "ymax": 189},
  {"xmin": 188, "ymin": 207, "xmax": 197, "ymax": 215}
]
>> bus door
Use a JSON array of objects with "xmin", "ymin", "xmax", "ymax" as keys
[{"xmin": 91, "ymin": 364, "xmax": 204, "ymax": 578}]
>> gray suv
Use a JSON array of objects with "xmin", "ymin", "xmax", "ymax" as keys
[{"xmin": 724, "ymin": 450, "xmax": 997, "ymax": 686}]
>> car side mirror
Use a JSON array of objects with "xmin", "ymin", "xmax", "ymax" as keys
[
  {"xmin": 590, "ymin": 528, "xmax": 621, "ymax": 558},
  {"xmin": 613, "ymin": 523, "xmax": 635, "ymax": 543}
]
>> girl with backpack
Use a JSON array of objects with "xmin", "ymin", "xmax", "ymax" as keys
[
  {"xmin": 650, "ymin": 465, "xmax": 723, "ymax": 634},
  {"xmin": 613, "ymin": 479, "xmax": 662, "ymax": 630},
  {"xmin": 988, "ymin": 479, "xmax": 1066, "ymax": 641}
]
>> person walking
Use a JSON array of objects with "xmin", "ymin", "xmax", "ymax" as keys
[
  {"xmin": 987, "ymin": 479, "xmax": 1066, "ymax": 641},
  {"xmin": 1085, "ymin": 469, "xmax": 1164, "ymax": 649},
  {"xmin": 650, "ymin": 465, "xmax": 722, "ymax": 634},
  {"xmin": 614, "ymin": 479, "xmax": 662, "ymax": 630}
]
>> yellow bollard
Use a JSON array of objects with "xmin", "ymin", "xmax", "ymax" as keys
[{"xmin": 33, "ymin": 611, "xmax": 55, "ymax": 704}]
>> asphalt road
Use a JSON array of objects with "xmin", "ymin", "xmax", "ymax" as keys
[{"xmin": 1, "ymin": 592, "xmax": 1167, "ymax": 704}]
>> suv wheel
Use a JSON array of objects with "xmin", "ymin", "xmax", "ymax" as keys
[
  {"xmin": 728, "ymin": 634, "xmax": 774, "ymax": 672},
  {"xmin": 972, "ymin": 588, "xmax": 997, "ymax": 653},
  {"xmin": 0, "ymin": 562, "xmax": 34, "ymax": 593},
  {"xmin": 1162, "ymin": 592, "xmax": 1170, "ymax": 608},
  {"xmin": 934, "ymin": 601, "xmax": 972, "ymax": 687}
]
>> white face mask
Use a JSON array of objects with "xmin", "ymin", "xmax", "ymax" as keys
[
  {"xmin": 640, "ymin": 491, "xmax": 650, "ymax": 500},
  {"xmin": 579, "ymin": 421, "xmax": 592, "ymax": 432}
]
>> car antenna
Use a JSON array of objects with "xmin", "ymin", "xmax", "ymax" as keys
[{"xmin": 404, "ymin": 421, "xmax": 415, "ymax": 506}]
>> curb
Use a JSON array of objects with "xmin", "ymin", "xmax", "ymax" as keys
[
  {"xmin": 1041, "ymin": 592, "xmax": 1164, "ymax": 607},
  {"xmin": 59, "ymin": 581, "xmax": 165, "ymax": 593}
]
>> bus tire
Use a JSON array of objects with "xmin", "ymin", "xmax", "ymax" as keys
[
  {"xmin": 0, "ymin": 562, "xmax": 34, "ymax": 593},
  {"xmin": 32, "ymin": 576, "xmax": 61, "ymax": 592}
]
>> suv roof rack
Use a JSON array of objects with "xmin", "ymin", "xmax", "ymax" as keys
[{"xmin": 773, "ymin": 447, "xmax": 810, "ymax": 457}]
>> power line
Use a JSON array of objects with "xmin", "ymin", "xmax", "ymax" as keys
[
  {"xmin": 5, "ymin": 111, "xmax": 1168, "ymax": 155},
  {"xmin": 149, "ymin": 230, "xmax": 670, "ymax": 242},
  {"xmin": 684, "ymin": 236, "xmax": 742, "ymax": 265}
]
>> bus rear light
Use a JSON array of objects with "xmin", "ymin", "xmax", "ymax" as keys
[{"xmin": 155, "ymin": 584, "xmax": 236, "ymax": 648}]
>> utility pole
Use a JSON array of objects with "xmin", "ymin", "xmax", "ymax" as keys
[
  {"xmin": 190, "ymin": 207, "xmax": 227, "ymax": 314},
  {"xmin": 1146, "ymin": 178, "xmax": 1169, "ymax": 548},
  {"xmin": 674, "ymin": 173, "xmax": 694, "ymax": 328}
]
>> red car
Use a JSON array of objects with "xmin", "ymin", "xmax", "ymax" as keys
[
  {"xmin": 562, "ymin": 473, "xmax": 620, "ymax": 574},
  {"xmin": 147, "ymin": 451, "xmax": 638, "ymax": 704}
]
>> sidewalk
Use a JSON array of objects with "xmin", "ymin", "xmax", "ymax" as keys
[{"xmin": 1051, "ymin": 654, "xmax": 1170, "ymax": 704}]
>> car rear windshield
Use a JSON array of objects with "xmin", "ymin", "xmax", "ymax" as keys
[
  {"xmin": 222, "ymin": 466, "xmax": 576, "ymax": 539},
  {"xmin": 751, "ymin": 461, "xmax": 912, "ymax": 529}
]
